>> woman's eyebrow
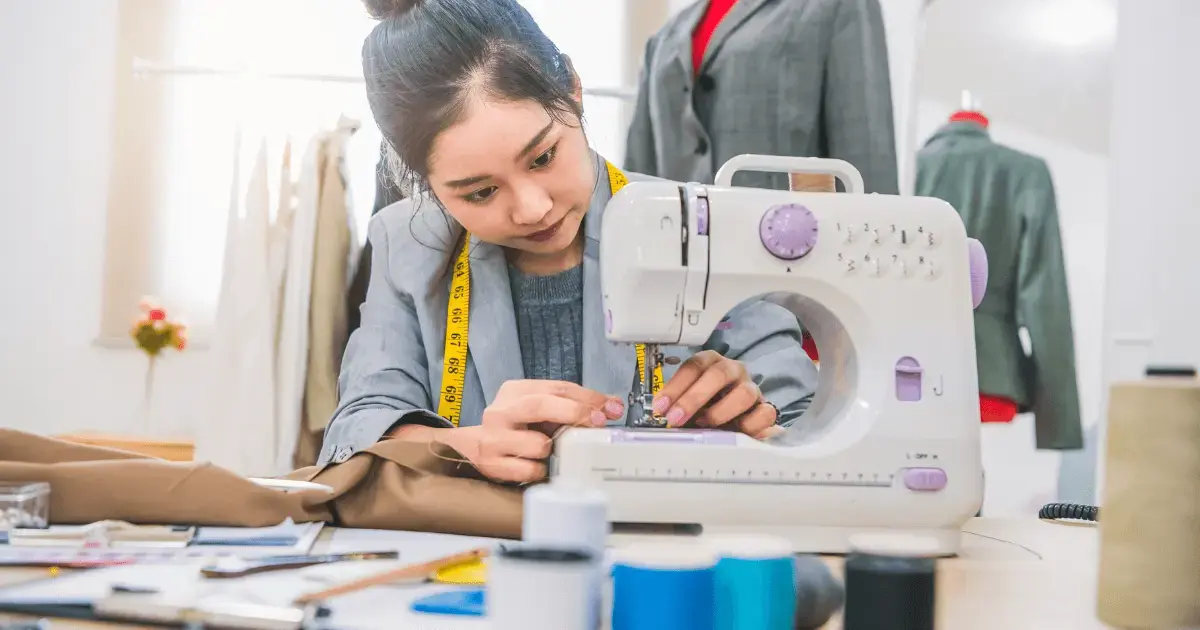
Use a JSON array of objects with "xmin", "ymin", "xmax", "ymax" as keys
[
  {"xmin": 445, "ymin": 174, "xmax": 491, "ymax": 189},
  {"xmin": 515, "ymin": 121, "xmax": 554, "ymax": 162}
]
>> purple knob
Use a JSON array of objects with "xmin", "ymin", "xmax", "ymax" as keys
[
  {"xmin": 759, "ymin": 204, "xmax": 818, "ymax": 260},
  {"xmin": 967, "ymin": 238, "xmax": 988, "ymax": 309}
]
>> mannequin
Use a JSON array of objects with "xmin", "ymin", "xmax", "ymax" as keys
[{"xmin": 914, "ymin": 95, "xmax": 1082, "ymax": 450}]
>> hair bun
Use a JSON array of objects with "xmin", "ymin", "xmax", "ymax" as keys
[{"xmin": 363, "ymin": 0, "xmax": 421, "ymax": 20}]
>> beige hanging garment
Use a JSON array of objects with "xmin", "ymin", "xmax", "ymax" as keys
[{"xmin": 295, "ymin": 117, "xmax": 360, "ymax": 467}]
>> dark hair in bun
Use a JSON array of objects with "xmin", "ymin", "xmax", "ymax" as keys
[
  {"xmin": 362, "ymin": 0, "xmax": 419, "ymax": 21},
  {"xmin": 362, "ymin": 0, "xmax": 580, "ymax": 192}
]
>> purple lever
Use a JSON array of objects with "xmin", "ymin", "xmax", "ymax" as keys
[{"xmin": 967, "ymin": 238, "xmax": 988, "ymax": 309}]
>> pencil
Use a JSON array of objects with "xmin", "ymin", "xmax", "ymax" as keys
[{"xmin": 292, "ymin": 546, "xmax": 490, "ymax": 605}]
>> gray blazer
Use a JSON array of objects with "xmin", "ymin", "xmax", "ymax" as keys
[
  {"xmin": 318, "ymin": 155, "xmax": 819, "ymax": 466},
  {"xmin": 625, "ymin": 0, "xmax": 898, "ymax": 194},
  {"xmin": 915, "ymin": 122, "xmax": 1082, "ymax": 450}
]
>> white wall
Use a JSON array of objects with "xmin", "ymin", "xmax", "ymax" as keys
[
  {"xmin": 0, "ymin": 0, "xmax": 212, "ymax": 441},
  {"xmin": 914, "ymin": 99, "xmax": 1110, "ymax": 516}
]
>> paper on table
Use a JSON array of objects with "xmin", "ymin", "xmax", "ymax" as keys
[{"xmin": 194, "ymin": 520, "xmax": 323, "ymax": 548}]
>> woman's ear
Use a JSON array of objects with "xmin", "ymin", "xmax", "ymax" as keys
[{"xmin": 562, "ymin": 54, "xmax": 583, "ymax": 104}]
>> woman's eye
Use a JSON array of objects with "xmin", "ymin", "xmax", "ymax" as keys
[
  {"xmin": 463, "ymin": 186, "xmax": 498, "ymax": 204},
  {"xmin": 531, "ymin": 145, "xmax": 558, "ymax": 170}
]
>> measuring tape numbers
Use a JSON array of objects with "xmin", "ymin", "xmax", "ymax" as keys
[{"xmin": 436, "ymin": 160, "xmax": 663, "ymax": 427}]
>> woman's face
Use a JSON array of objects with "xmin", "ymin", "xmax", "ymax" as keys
[{"xmin": 426, "ymin": 97, "xmax": 595, "ymax": 256}]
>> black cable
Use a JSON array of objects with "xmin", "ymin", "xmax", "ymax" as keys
[{"xmin": 1038, "ymin": 502, "xmax": 1099, "ymax": 522}]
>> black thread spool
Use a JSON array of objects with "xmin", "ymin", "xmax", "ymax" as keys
[{"xmin": 842, "ymin": 535, "xmax": 938, "ymax": 630}]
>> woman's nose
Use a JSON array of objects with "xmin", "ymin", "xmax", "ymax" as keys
[{"xmin": 510, "ymin": 181, "xmax": 553, "ymax": 226}]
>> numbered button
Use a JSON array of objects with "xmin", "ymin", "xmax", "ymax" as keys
[
  {"xmin": 925, "ymin": 230, "xmax": 938, "ymax": 248},
  {"xmin": 892, "ymin": 255, "xmax": 910, "ymax": 277},
  {"xmin": 922, "ymin": 257, "xmax": 940, "ymax": 278},
  {"xmin": 866, "ymin": 254, "xmax": 883, "ymax": 276},
  {"xmin": 838, "ymin": 253, "xmax": 857, "ymax": 274}
]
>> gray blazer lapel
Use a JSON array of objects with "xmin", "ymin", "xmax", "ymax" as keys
[
  {"xmin": 700, "ymin": 0, "xmax": 772, "ymax": 74},
  {"xmin": 465, "ymin": 239, "xmax": 524, "ymax": 405},
  {"xmin": 666, "ymin": 2, "xmax": 708, "ymax": 84}
]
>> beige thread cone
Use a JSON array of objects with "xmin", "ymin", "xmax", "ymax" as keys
[{"xmin": 1097, "ymin": 377, "xmax": 1200, "ymax": 628}]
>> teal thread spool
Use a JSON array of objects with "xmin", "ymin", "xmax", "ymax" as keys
[{"xmin": 708, "ymin": 535, "xmax": 797, "ymax": 630}]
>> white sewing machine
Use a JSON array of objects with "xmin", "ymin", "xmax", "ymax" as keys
[{"xmin": 551, "ymin": 155, "xmax": 989, "ymax": 555}]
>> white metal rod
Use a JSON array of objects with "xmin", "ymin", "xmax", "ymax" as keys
[{"xmin": 131, "ymin": 58, "xmax": 637, "ymax": 101}]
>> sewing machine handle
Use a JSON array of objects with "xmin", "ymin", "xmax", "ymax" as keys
[{"xmin": 713, "ymin": 155, "xmax": 865, "ymax": 194}]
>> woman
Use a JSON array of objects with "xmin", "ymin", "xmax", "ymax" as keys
[{"xmin": 319, "ymin": 0, "xmax": 819, "ymax": 483}]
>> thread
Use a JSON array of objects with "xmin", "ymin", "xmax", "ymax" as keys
[
  {"xmin": 522, "ymin": 479, "xmax": 608, "ymax": 626},
  {"xmin": 487, "ymin": 545, "xmax": 594, "ymax": 630},
  {"xmin": 612, "ymin": 542, "xmax": 718, "ymax": 630},
  {"xmin": 1097, "ymin": 376, "xmax": 1200, "ymax": 629},
  {"xmin": 842, "ymin": 534, "xmax": 937, "ymax": 630},
  {"xmin": 705, "ymin": 535, "xmax": 796, "ymax": 630}
]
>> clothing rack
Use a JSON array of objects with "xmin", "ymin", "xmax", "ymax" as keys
[{"xmin": 131, "ymin": 58, "xmax": 637, "ymax": 102}]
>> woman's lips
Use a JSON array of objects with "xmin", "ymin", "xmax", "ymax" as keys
[{"xmin": 525, "ymin": 218, "xmax": 564, "ymax": 242}]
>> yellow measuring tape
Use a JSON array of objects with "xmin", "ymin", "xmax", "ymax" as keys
[{"xmin": 436, "ymin": 160, "xmax": 663, "ymax": 426}]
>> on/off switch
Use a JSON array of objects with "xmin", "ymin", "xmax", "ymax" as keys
[{"xmin": 903, "ymin": 468, "xmax": 947, "ymax": 492}]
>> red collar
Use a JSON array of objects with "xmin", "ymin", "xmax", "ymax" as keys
[{"xmin": 949, "ymin": 110, "xmax": 990, "ymax": 128}]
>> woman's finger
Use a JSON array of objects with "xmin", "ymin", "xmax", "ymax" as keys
[
  {"xmin": 738, "ymin": 402, "xmax": 779, "ymax": 438},
  {"xmin": 500, "ymin": 380, "xmax": 625, "ymax": 419},
  {"xmin": 482, "ymin": 456, "xmax": 548, "ymax": 484},
  {"xmin": 698, "ymin": 380, "xmax": 761, "ymax": 428},
  {"xmin": 652, "ymin": 351, "xmax": 722, "ymax": 415},
  {"xmin": 491, "ymin": 427, "xmax": 553, "ymax": 460},
  {"xmin": 665, "ymin": 359, "xmax": 744, "ymax": 427}
]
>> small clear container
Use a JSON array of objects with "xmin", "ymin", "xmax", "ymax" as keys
[{"xmin": 0, "ymin": 482, "xmax": 50, "ymax": 530}]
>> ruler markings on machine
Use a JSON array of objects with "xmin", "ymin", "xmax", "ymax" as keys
[{"xmin": 595, "ymin": 468, "xmax": 895, "ymax": 488}]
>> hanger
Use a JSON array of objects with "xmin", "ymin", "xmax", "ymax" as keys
[{"xmin": 949, "ymin": 89, "xmax": 989, "ymax": 128}]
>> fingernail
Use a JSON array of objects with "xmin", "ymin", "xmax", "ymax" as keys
[
  {"xmin": 605, "ymin": 399, "xmax": 624, "ymax": 416},
  {"xmin": 653, "ymin": 397, "xmax": 670, "ymax": 414},
  {"xmin": 666, "ymin": 407, "xmax": 685, "ymax": 426},
  {"xmin": 590, "ymin": 410, "xmax": 607, "ymax": 426}
]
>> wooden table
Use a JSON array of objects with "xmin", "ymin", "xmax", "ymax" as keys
[{"xmin": 0, "ymin": 518, "xmax": 1108, "ymax": 629}]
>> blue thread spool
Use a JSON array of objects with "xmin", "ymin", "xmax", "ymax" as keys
[
  {"xmin": 707, "ymin": 535, "xmax": 797, "ymax": 630},
  {"xmin": 611, "ymin": 543, "xmax": 718, "ymax": 630}
]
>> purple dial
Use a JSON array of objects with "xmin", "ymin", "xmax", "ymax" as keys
[{"xmin": 759, "ymin": 204, "xmax": 818, "ymax": 260}]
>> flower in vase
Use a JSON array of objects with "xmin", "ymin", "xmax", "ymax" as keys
[
  {"xmin": 132, "ymin": 297, "xmax": 188, "ymax": 358},
  {"xmin": 131, "ymin": 297, "xmax": 188, "ymax": 406}
]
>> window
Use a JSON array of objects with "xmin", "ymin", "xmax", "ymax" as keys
[{"xmin": 99, "ymin": 0, "xmax": 634, "ymax": 342}]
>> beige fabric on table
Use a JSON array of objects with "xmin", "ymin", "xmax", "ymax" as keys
[{"xmin": 0, "ymin": 429, "xmax": 522, "ymax": 540}]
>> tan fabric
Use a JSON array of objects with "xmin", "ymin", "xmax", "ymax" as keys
[
  {"xmin": 302, "ymin": 120, "xmax": 358, "ymax": 449},
  {"xmin": 0, "ymin": 429, "xmax": 522, "ymax": 539},
  {"xmin": 789, "ymin": 173, "xmax": 836, "ymax": 193},
  {"xmin": 293, "ymin": 429, "xmax": 323, "ymax": 472}
]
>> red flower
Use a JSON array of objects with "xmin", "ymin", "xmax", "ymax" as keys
[{"xmin": 148, "ymin": 308, "xmax": 166, "ymax": 321}]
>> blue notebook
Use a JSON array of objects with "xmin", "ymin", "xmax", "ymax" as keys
[{"xmin": 192, "ymin": 520, "xmax": 320, "ymax": 547}]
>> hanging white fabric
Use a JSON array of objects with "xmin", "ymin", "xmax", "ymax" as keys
[
  {"xmin": 205, "ymin": 138, "xmax": 278, "ymax": 477},
  {"xmin": 274, "ymin": 116, "xmax": 361, "ymax": 472},
  {"xmin": 274, "ymin": 133, "xmax": 325, "ymax": 474}
]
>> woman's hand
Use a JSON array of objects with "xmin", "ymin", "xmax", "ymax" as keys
[
  {"xmin": 443, "ymin": 380, "xmax": 625, "ymax": 483},
  {"xmin": 652, "ymin": 350, "xmax": 778, "ymax": 438}
]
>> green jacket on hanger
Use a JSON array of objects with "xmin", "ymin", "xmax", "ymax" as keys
[{"xmin": 915, "ymin": 121, "xmax": 1082, "ymax": 450}]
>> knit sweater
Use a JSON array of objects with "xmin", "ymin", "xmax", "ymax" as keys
[{"xmin": 507, "ymin": 263, "xmax": 584, "ymax": 384}]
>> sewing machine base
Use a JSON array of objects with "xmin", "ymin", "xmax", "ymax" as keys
[
  {"xmin": 551, "ymin": 427, "xmax": 983, "ymax": 557},
  {"xmin": 607, "ymin": 523, "xmax": 963, "ymax": 557}
]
